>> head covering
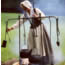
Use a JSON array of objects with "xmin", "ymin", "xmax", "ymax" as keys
[{"xmin": 20, "ymin": 0, "xmax": 32, "ymax": 9}]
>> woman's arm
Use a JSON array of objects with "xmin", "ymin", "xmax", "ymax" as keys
[{"xmin": 7, "ymin": 14, "xmax": 27, "ymax": 32}]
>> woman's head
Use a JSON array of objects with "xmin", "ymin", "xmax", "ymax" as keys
[{"xmin": 20, "ymin": 0, "xmax": 32, "ymax": 12}]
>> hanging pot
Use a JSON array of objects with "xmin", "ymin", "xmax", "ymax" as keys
[
  {"xmin": 1, "ymin": 22, "xmax": 7, "ymax": 48},
  {"xmin": 1, "ymin": 40, "xmax": 7, "ymax": 48}
]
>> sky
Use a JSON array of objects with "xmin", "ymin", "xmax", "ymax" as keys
[{"xmin": 29, "ymin": 0, "xmax": 65, "ymax": 16}]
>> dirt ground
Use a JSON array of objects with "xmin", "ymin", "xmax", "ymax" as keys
[{"xmin": 1, "ymin": 58, "xmax": 18, "ymax": 65}]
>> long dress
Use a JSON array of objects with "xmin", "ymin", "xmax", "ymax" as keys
[{"xmin": 27, "ymin": 8, "xmax": 53, "ymax": 64}]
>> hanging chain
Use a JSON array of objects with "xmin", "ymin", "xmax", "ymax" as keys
[
  {"xmin": 56, "ymin": 18, "xmax": 60, "ymax": 41},
  {"xmin": 56, "ymin": 18, "xmax": 60, "ymax": 46}
]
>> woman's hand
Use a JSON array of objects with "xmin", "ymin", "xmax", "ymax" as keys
[
  {"xmin": 33, "ymin": 14, "xmax": 41, "ymax": 21},
  {"xmin": 6, "ymin": 27, "xmax": 14, "ymax": 32}
]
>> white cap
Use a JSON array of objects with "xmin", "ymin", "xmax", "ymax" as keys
[{"xmin": 20, "ymin": 0, "xmax": 32, "ymax": 9}]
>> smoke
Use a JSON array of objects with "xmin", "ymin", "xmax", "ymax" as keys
[
  {"xmin": 53, "ymin": 48, "xmax": 65, "ymax": 64},
  {"xmin": 42, "ymin": 17, "xmax": 65, "ymax": 64},
  {"xmin": 10, "ymin": 17, "xmax": 65, "ymax": 64},
  {"xmin": 50, "ymin": 17, "xmax": 65, "ymax": 64},
  {"xmin": 10, "ymin": 21, "xmax": 30, "ymax": 56}
]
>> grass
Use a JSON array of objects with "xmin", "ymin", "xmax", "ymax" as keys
[
  {"xmin": 1, "ymin": 13, "xmax": 20, "ymax": 62},
  {"xmin": 56, "ymin": 61, "xmax": 65, "ymax": 65},
  {"xmin": 61, "ymin": 28, "xmax": 65, "ymax": 56}
]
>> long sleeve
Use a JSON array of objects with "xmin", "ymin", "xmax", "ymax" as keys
[{"xmin": 11, "ymin": 14, "xmax": 27, "ymax": 29}]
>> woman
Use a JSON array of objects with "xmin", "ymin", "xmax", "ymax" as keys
[{"xmin": 7, "ymin": 0, "xmax": 53, "ymax": 65}]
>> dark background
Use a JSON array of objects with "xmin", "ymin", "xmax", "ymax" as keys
[
  {"xmin": 1, "ymin": 0, "xmax": 37, "ymax": 13},
  {"xmin": 1, "ymin": 0, "xmax": 24, "ymax": 13}
]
